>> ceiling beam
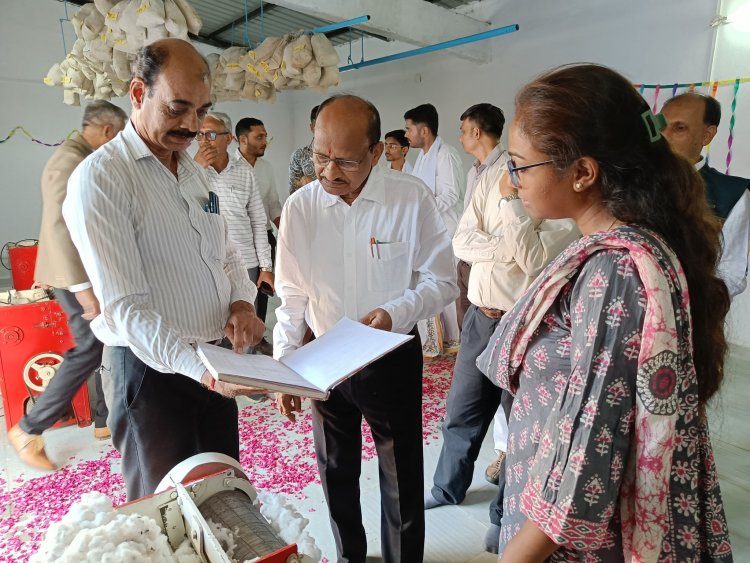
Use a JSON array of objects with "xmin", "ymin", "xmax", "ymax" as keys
[
  {"xmin": 206, "ymin": 4, "xmax": 278, "ymax": 39},
  {"xmin": 265, "ymin": 0, "xmax": 491, "ymax": 63}
]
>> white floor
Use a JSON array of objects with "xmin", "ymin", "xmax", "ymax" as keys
[{"xmin": 1, "ymin": 295, "xmax": 747, "ymax": 562}]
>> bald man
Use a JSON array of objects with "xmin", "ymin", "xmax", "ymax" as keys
[
  {"xmin": 662, "ymin": 92, "xmax": 750, "ymax": 297},
  {"xmin": 64, "ymin": 39, "xmax": 265, "ymax": 500},
  {"xmin": 274, "ymin": 95, "xmax": 458, "ymax": 562}
]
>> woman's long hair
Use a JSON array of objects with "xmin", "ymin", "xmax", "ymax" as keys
[{"xmin": 514, "ymin": 63, "xmax": 729, "ymax": 405}]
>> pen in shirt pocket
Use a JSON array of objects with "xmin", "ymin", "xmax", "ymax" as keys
[
  {"xmin": 369, "ymin": 238, "xmax": 397, "ymax": 259},
  {"xmin": 203, "ymin": 191, "xmax": 220, "ymax": 214}
]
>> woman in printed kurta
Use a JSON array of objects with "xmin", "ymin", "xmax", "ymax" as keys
[{"xmin": 478, "ymin": 64, "xmax": 732, "ymax": 562}]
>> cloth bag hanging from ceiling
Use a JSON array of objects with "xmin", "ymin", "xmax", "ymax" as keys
[
  {"xmin": 94, "ymin": 0, "xmax": 117, "ymax": 16},
  {"xmin": 135, "ymin": 0, "xmax": 166, "ymax": 29},
  {"xmin": 221, "ymin": 46, "xmax": 247, "ymax": 74},
  {"xmin": 310, "ymin": 33, "xmax": 339, "ymax": 67},
  {"xmin": 302, "ymin": 62, "xmax": 321, "ymax": 87},
  {"xmin": 289, "ymin": 34, "xmax": 313, "ymax": 69},
  {"xmin": 112, "ymin": 49, "xmax": 132, "ymax": 81},
  {"xmin": 317, "ymin": 66, "xmax": 340, "ymax": 88},
  {"xmin": 164, "ymin": 0, "xmax": 189, "ymax": 38},
  {"xmin": 172, "ymin": 0, "xmax": 202, "ymax": 34},
  {"xmin": 281, "ymin": 39, "xmax": 303, "ymax": 78}
]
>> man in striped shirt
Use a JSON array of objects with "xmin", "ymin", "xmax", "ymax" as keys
[
  {"xmin": 64, "ymin": 39, "xmax": 265, "ymax": 501},
  {"xmin": 195, "ymin": 112, "xmax": 274, "ymax": 297}
]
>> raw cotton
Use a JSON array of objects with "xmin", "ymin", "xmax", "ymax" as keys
[
  {"xmin": 29, "ymin": 492, "xmax": 174, "ymax": 563},
  {"xmin": 257, "ymin": 492, "xmax": 321, "ymax": 562}
]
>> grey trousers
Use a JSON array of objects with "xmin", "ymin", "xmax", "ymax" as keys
[
  {"xmin": 431, "ymin": 305, "xmax": 511, "ymax": 526},
  {"xmin": 19, "ymin": 288, "xmax": 108, "ymax": 434},
  {"xmin": 106, "ymin": 346, "xmax": 240, "ymax": 501}
]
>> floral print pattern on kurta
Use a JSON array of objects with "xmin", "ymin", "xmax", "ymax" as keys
[{"xmin": 478, "ymin": 227, "xmax": 732, "ymax": 562}]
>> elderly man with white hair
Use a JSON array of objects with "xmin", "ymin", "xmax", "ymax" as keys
[{"xmin": 195, "ymin": 111, "xmax": 273, "ymax": 297}]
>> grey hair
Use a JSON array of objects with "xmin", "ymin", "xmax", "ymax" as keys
[
  {"xmin": 206, "ymin": 111, "xmax": 232, "ymax": 133},
  {"xmin": 82, "ymin": 100, "xmax": 128, "ymax": 129}
]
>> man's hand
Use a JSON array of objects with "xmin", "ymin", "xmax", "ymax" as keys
[
  {"xmin": 201, "ymin": 370, "xmax": 267, "ymax": 398},
  {"xmin": 195, "ymin": 143, "xmax": 219, "ymax": 169},
  {"xmin": 224, "ymin": 301, "xmax": 265, "ymax": 352},
  {"xmin": 74, "ymin": 287, "xmax": 101, "ymax": 321},
  {"xmin": 275, "ymin": 393, "xmax": 303, "ymax": 422},
  {"xmin": 498, "ymin": 171, "xmax": 517, "ymax": 199},
  {"xmin": 359, "ymin": 308, "xmax": 392, "ymax": 331},
  {"xmin": 257, "ymin": 271, "xmax": 275, "ymax": 292}
]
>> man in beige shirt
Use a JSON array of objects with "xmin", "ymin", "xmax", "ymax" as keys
[
  {"xmin": 8, "ymin": 100, "xmax": 127, "ymax": 470},
  {"xmin": 456, "ymin": 103, "xmax": 507, "ymax": 329},
  {"xmin": 426, "ymin": 151, "xmax": 578, "ymax": 553}
]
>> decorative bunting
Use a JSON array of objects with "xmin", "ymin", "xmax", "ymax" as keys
[
  {"xmin": 726, "ymin": 78, "xmax": 741, "ymax": 174},
  {"xmin": 652, "ymin": 84, "xmax": 661, "ymax": 113},
  {"xmin": 0, "ymin": 126, "xmax": 79, "ymax": 147}
]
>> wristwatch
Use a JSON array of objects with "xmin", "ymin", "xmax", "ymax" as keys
[{"xmin": 260, "ymin": 267, "xmax": 273, "ymax": 273}]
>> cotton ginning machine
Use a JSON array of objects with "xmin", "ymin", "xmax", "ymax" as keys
[{"xmin": 116, "ymin": 453, "xmax": 301, "ymax": 562}]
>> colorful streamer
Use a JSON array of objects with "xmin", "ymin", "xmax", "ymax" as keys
[
  {"xmin": 726, "ymin": 78, "xmax": 741, "ymax": 175},
  {"xmin": 634, "ymin": 77, "xmax": 750, "ymax": 89},
  {"xmin": 652, "ymin": 84, "xmax": 661, "ymax": 113},
  {"xmin": 705, "ymin": 81, "xmax": 720, "ymax": 166},
  {"xmin": 0, "ymin": 126, "xmax": 79, "ymax": 147}
]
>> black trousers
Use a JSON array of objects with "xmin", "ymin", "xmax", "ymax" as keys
[
  {"xmin": 431, "ymin": 305, "xmax": 512, "ymax": 526},
  {"xmin": 255, "ymin": 229, "xmax": 276, "ymax": 322},
  {"xmin": 106, "ymin": 346, "xmax": 239, "ymax": 501},
  {"xmin": 19, "ymin": 288, "xmax": 108, "ymax": 434},
  {"xmin": 311, "ymin": 329, "xmax": 424, "ymax": 563}
]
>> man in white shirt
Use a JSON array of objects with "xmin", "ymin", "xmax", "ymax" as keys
[
  {"xmin": 662, "ymin": 92, "xmax": 750, "ymax": 298},
  {"xmin": 274, "ymin": 95, "xmax": 458, "ymax": 563},
  {"xmin": 195, "ymin": 112, "xmax": 274, "ymax": 298},
  {"xmin": 235, "ymin": 117, "xmax": 282, "ymax": 355},
  {"xmin": 405, "ymin": 103, "xmax": 465, "ymax": 355},
  {"xmin": 383, "ymin": 129, "xmax": 412, "ymax": 173},
  {"xmin": 64, "ymin": 39, "xmax": 265, "ymax": 501}
]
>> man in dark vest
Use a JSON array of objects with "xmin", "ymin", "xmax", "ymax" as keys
[{"xmin": 662, "ymin": 92, "xmax": 750, "ymax": 298}]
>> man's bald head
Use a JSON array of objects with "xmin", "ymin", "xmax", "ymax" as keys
[
  {"xmin": 316, "ymin": 95, "xmax": 381, "ymax": 147},
  {"xmin": 132, "ymin": 39, "xmax": 210, "ymax": 94}
]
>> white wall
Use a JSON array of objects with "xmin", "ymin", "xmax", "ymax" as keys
[{"xmin": 0, "ymin": 0, "xmax": 297, "ymax": 285}]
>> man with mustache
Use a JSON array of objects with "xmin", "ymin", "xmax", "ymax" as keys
[{"xmin": 63, "ymin": 39, "xmax": 265, "ymax": 501}]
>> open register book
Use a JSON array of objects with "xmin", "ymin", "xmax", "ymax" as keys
[{"xmin": 197, "ymin": 318, "xmax": 414, "ymax": 399}]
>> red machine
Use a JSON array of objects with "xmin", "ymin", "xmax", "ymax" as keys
[{"xmin": 0, "ymin": 290, "xmax": 92, "ymax": 432}]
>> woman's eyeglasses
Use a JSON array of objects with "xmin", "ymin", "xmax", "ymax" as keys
[{"xmin": 506, "ymin": 159, "xmax": 555, "ymax": 188}]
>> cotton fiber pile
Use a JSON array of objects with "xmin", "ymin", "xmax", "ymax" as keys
[
  {"xmin": 31, "ymin": 490, "xmax": 322, "ymax": 562},
  {"xmin": 29, "ymin": 492, "xmax": 175, "ymax": 562},
  {"xmin": 43, "ymin": 0, "xmax": 341, "ymax": 105}
]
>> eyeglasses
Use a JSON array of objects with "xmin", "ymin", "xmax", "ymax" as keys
[
  {"xmin": 385, "ymin": 143, "xmax": 405, "ymax": 150},
  {"xmin": 506, "ymin": 158, "xmax": 555, "ymax": 188},
  {"xmin": 311, "ymin": 144, "xmax": 375, "ymax": 172},
  {"xmin": 196, "ymin": 131, "xmax": 230, "ymax": 141}
]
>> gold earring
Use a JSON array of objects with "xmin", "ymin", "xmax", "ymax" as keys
[{"xmin": 574, "ymin": 182, "xmax": 583, "ymax": 191}]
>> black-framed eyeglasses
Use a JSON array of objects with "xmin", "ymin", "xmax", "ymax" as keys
[
  {"xmin": 196, "ymin": 131, "xmax": 230, "ymax": 141},
  {"xmin": 506, "ymin": 158, "xmax": 555, "ymax": 188},
  {"xmin": 311, "ymin": 143, "xmax": 376, "ymax": 172}
]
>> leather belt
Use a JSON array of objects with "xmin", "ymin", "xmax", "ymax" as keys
[{"xmin": 479, "ymin": 307, "xmax": 505, "ymax": 320}]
